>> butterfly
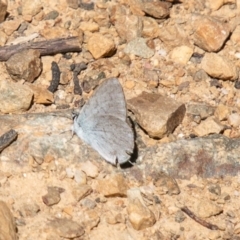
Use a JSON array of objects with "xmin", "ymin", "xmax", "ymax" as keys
[{"xmin": 72, "ymin": 78, "xmax": 134, "ymax": 165}]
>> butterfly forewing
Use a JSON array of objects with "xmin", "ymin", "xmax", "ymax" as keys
[{"xmin": 78, "ymin": 78, "xmax": 127, "ymax": 122}]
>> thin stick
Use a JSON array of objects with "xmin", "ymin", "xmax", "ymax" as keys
[{"xmin": 181, "ymin": 206, "xmax": 220, "ymax": 230}]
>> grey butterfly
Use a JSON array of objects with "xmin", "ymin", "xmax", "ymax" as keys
[{"xmin": 72, "ymin": 78, "xmax": 134, "ymax": 165}]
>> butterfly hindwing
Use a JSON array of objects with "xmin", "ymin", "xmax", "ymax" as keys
[{"xmin": 78, "ymin": 115, "xmax": 134, "ymax": 165}]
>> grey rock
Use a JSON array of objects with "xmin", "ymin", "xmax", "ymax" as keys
[
  {"xmin": 141, "ymin": 134, "xmax": 240, "ymax": 179},
  {"xmin": 124, "ymin": 37, "xmax": 154, "ymax": 58},
  {"xmin": 187, "ymin": 102, "xmax": 216, "ymax": 119}
]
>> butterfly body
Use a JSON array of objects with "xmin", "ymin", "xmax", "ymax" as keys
[{"xmin": 73, "ymin": 78, "xmax": 134, "ymax": 165}]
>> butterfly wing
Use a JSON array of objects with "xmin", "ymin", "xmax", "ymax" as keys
[
  {"xmin": 75, "ymin": 115, "xmax": 134, "ymax": 165},
  {"xmin": 78, "ymin": 78, "xmax": 127, "ymax": 122}
]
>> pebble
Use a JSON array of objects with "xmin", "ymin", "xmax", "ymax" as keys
[
  {"xmin": 72, "ymin": 184, "xmax": 92, "ymax": 202},
  {"xmin": 128, "ymin": 92, "xmax": 186, "ymax": 138},
  {"xmin": 201, "ymin": 53, "xmax": 238, "ymax": 81},
  {"xmin": 194, "ymin": 117, "xmax": 225, "ymax": 136},
  {"xmin": 87, "ymin": 33, "xmax": 115, "ymax": 59},
  {"xmin": 42, "ymin": 186, "xmax": 64, "ymax": 206},
  {"xmin": 197, "ymin": 199, "xmax": 223, "ymax": 218},
  {"xmin": 80, "ymin": 161, "xmax": 99, "ymax": 178},
  {"xmin": 0, "ymin": 79, "xmax": 33, "ymax": 113},
  {"xmin": 6, "ymin": 49, "xmax": 42, "ymax": 82},
  {"xmin": 96, "ymin": 173, "xmax": 128, "ymax": 197},
  {"xmin": 170, "ymin": 45, "xmax": 193, "ymax": 65},
  {"xmin": 124, "ymin": 37, "xmax": 155, "ymax": 58},
  {"xmin": 127, "ymin": 188, "xmax": 156, "ymax": 230}
]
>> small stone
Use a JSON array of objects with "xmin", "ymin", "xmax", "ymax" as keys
[
  {"xmin": 201, "ymin": 53, "xmax": 238, "ymax": 81},
  {"xmin": 6, "ymin": 49, "xmax": 42, "ymax": 82},
  {"xmin": 194, "ymin": 117, "xmax": 225, "ymax": 136},
  {"xmin": 22, "ymin": 0, "xmax": 42, "ymax": 16},
  {"xmin": 66, "ymin": 0, "xmax": 78, "ymax": 9},
  {"xmin": 141, "ymin": 1, "xmax": 170, "ymax": 19},
  {"xmin": 192, "ymin": 16, "xmax": 230, "ymax": 52},
  {"xmin": 142, "ymin": 17, "xmax": 160, "ymax": 38},
  {"xmin": 187, "ymin": 102, "xmax": 215, "ymax": 120},
  {"xmin": 26, "ymin": 83, "xmax": 54, "ymax": 104},
  {"xmin": 153, "ymin": 172, "xmax": 180, "ymax": 195},
  {"xmin": 127, "ymin": 188, "xmax": 156, "ymax": 230},
  {"xmin": 19, "ymin": 202, "xmax": 40, "ymax": 217},
  {"xmin": 206, "ymin": 0, "xmax": 224, "ymax": 10},
  {"xmin": 128, "ymin": 92, "xmax": 186, "ymax": 138},
  {"xmin": 124, "ymin": 37, "xmax": 154, "ymax": 58},
  {"xmin": 175, "ymin": 210, "xmax": 186, "ymax": 223},
  {"xmin": 197, "ymin": 199, "xmax": 223, "ymax": 218},
  {"xmin": 42, "ymin": 186, "xmax": 64, "ymax": 206},
  {"xmin": 82, "ymin": 209, "xmax": 100, "ymax": 231},
  {"xmin": 228, "ymin": 113, "xmax": 240, "ymax": 128},
  {"xmin": 0, "ymin": 201, "xmax": 17, "ymax": 240},
  {"xmin": 115, "ymin": 15, "xmax": 142, "ymax": 42},
  {"xmin": 208, "ymin": 184, "xmax": 221, "ymax": 196},
  {"xmin": 231, "ymin": 25, "xmax": 240, "ymax": 47},
  {"xmin": 170, "ymin": 45, "xmax": 193, "ymax": 65},
  {"xmin": 79, "ymin": 21, "xmax": 99, "ymax": 32},
  {"xmin": 0, "ymin": 0, "xmax": 7, "ymax": 23},
  {"xmin": 214, "ymin": 104, "xmax": 230, "ymax": 121},
  {"xmin": 80, "ymin": 161, "xmax": 99, "ymax": 178},
  {"xmin": 80, "ymin": 198, "xmax": 97, "ymax": 209},
  {"xmin": 0, "ymin": 79, "xmax": 33, "ymax": 113},
  {"xmin": 49, "ymin": 218, "xmax": 84, "ymax": 238},
  {"xmin": 44, "ymin": 10, "xmax": 59, "ymax": 20},
  {"xmin": 96, "ymin": 173, "xmax": 128, "ymax": 197},
  {"xmin": 72, "ymin": 184, "xmax": 92, "ymax": 202},
  {"xmin": 1, "ymin": 19, "xmax": 21, "ymax": 36},
  {"xmin": 87, "ymin": 33, "xmax": 115, "ymax": 59},
  {"xmin": 74, "ymin": 169, "xmax": 87, "ymax": 184}
]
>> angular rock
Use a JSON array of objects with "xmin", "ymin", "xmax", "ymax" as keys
[
  {"xmin": 80, "ymin": 161, "xmax": 99, "ymax": 178},
  {"xmin": 197, "ymin": 199, "xmax": 223, "ymax": 218},
  {"xmin": 141, "ymin": 1, "xmax": 170, "ymax": 19},
  {"xmin": 214, "ymin": 104, "xmax": 230, "ymax": 121},
  {"xmin": 153, "ymin": 172, "xmax": 180, "ymax": 195},
  {"xmin": 74, "ymin": 169, "xmax": 87, "ymax": 184},
  {"xmin": 158, "ymin": 25, "xmax": 189, "ymax": 48},
  {"xmin": 187, "ymin": 102, "xmax": 216, "ymax": 120},
  {"xmin": 6, "ymin": 49, "xmax": 42, "ymax": 82},
  {"xmin": 42, "ymin": 186, "xmax": 64, "ymax": 206},
  {"xmin": 26, "ymin": 84, "xmax": 54, "ymax": 104},
  {"xmin": 127, "ymin": 188, "xmax": 156, "ymax": 230},
  {"xmin": 124, "ymin": 37, "xmax": 154, "ymax": 58},
  {"xmin": 72, "ymin": 184, "xmax": 92, "ymax": 202},
  {"xmin": 79, "ymin": 21, "xmax": 99, "ymax": 32},
  {"xmin": 128, "ymin": 92, "xmax": 186, "ymax": 138},
  {"xmin": 1, "ymin": 19, "xmax": 21, "ymax": 36},
  {"xmin": 96, "ymin": 173, "xmax": 128, "ymax": 197},
  {"xmin": 81, "ymin": 209, "xmax": 100, "ymax": 231},
  {"xmin": 201, "ymin": 53, "xmax": 238, "ymax": 80},
  {"xmin": 228, "ymin": 113, "xmax": 240, "ymax": 128},
  {"xmin": 0, "ymin": 0, "xmax": 7, "ymax": 23},
  {"xmin": 170, "ymin": 45, "xmax": 193, "ymax": 65},
  {"xmin": 115, "ymin": 15, "xmax": 143, "ymax": 42},
  {"xmin": 87, "ymin": 33, "xmax": 116, "ymax": 59},
  {"xmin": 22, "ymin": 0, "xmax": 43, "ymax": 17},
  {"xmin": 0, "ymin": 201, "xmax": 17, "ymax": 240},
  {"xmin": 0, "ymin": 79, "xmax": 33, "ymax": 113},
  {"xmin": 194, "ymin": 117, "xmax": 225, "ymax": 136},
  {"xmin": 142, "ymin": 17, "xmax": 160, "ymax": 38},
  {"xmin": 49, "ymin": 218, "xmax": 84, "ymax": 238},
  {"xmin": 192, "ymin": 16, "xmax": 230, "ymax": 52}
]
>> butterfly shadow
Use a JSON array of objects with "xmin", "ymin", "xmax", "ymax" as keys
[{"xmin": 120, "ymin": 116, "xmax": 138, "ymax": 169}]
